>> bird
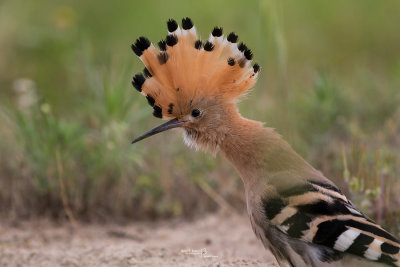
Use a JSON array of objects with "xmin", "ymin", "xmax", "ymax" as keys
[{"xmin": 130, "ymin": 17, "xmax": 400, "ymax": 266}]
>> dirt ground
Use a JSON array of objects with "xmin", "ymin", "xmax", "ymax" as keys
[{"xmin": 0, "ymin": 212, "xmax": 278, "ymax": 267}]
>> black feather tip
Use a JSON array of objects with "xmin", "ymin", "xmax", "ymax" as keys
[
  {"xmin": 167, "ymin": 103, "xmax": 174, "ymax": 114},
  {"xmin": 146, "ymin": 95, "xmax": 155, "ymax": 107},
  {"xmin": 194, "ymin": 40, "xmax": 203, "ymax": 49},
  {"xmin": 167, "ymin": 19, "xmax": 178, "ymax": 32},
  {"xmin": 203, "ymin": 41, "xmax": 214, "ymax": 51},
  {"xmin": 253, "ymin": 63, "xmax": 260, "ymax": 73},
  {"xmin": 132, "ymin": 73, "xmax": 146, "ymax": 92},
  {"xmin": 131, "ymin": 37, "xmax": 151, "ymax": 56},
  {"xmin": 182, "ymin": 17, "xmax": 193, "ymax": 30},
  {"xmin": 166, "ymin": 34, "xmax": 178, "ymax": 47},
  {"xmin": 153, "ymin": 105, "xmax": 163, "ymax": 118},
  {"xmin": 244, "ymin": 49, "xmax": 253, "ymax": 60},
  {"xmin": 227, "ymin": 57, "xmax": 235, "ymax": 66},
  {"xmin": 158, "ymin": 40, "xmax": 166, "ymax": 51},
  {"xmin": 143, "ymin": 67, "xmax": 152, "ymax": 78},
  {"xmin": 212, "ymin": 27, "xmax": 223, "ymax": 37},
  {"xmin": 131, "ymin": 44, "xmax": 141, "ymax": 57},
  {"xmin": 238, "ymin": 42, "xmax": 248, "ymax": 52},
  {"xmin": 158, "ymin": 52, "xmax": 168, "ymax": 64},
  {"xmin": 227, "ymin": 32, "xmax": 238, "ymax": 43}
]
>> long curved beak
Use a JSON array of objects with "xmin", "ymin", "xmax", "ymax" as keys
[{"xmin": 131, "ymin": 118, "xmax": 184, "ymax": 144}]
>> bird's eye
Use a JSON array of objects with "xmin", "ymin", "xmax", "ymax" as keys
[{"xmin": 191, "ymin": 109, "xmax": 201, "ymax": 117}]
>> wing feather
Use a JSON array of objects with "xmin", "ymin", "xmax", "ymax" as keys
[{"xmin": 262, "ymin": 179, "xmax": 400, "ymax": 266}]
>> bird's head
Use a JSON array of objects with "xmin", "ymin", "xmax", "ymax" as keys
[{"xmin": 131, "ymin": 18, "xmax": 260, "ymax": 153}]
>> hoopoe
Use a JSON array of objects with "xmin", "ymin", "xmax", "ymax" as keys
[{"xmin": 130, "ymin": 18, "xmax": 400, "ymax": 267}]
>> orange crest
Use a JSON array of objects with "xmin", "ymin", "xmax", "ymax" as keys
[{"xmin": 131, "ymin": 17, "xmax": 260, "ymax": 119}]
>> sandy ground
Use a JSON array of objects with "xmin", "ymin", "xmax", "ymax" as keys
[{"xmin": 0, "ymin": 213, "xmax": 278, "ymax": 267}]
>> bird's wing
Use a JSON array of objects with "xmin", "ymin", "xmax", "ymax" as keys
[{"xmin": 262, "ymin": 178, "xmax": 400, "ymax": 266}]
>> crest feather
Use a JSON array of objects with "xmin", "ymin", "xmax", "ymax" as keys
[{"xmin": 131, "ymin": 17, "xmax": 260, "ymax": 119}]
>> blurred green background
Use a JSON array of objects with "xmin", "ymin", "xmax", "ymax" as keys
[{"xmin": 0, "ymin": 0, "xmax": 399, "ymax": 232}]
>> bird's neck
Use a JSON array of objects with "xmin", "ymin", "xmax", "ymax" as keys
[{"xmin": 219, "ymin": 106, "xmax": 315, "ymax": 189}]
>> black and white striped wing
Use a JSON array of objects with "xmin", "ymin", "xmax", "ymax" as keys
[{"xmin": 263, "ymin": 180, "xmax": 400, "ymax": 266}]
